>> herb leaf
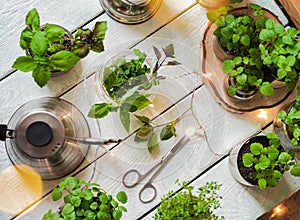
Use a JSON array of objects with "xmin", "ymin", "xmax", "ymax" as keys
[{"xmin": 88, "ymin": 103, "xmax": 111, "ymax": 118}]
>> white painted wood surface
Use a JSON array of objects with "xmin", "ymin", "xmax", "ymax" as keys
[{"xmin": 0, "ymin": 0, "xmax": 298, "ymax": 219}]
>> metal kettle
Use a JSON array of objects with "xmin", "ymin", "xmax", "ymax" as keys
[{"xmin": 0, "ymin": 97, "xmax": 90, "ymax": 180}]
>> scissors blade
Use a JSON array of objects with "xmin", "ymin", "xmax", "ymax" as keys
[{"xmin": 148, "ymin": 135, "xmax": 191, "ymax": 182}]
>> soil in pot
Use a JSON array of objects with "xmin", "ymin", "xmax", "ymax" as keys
[{"xmin": 237, "ymin": 135, "xmax": 269, "ymax": 186}]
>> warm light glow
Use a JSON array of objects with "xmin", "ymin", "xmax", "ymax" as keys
[
  {"xmin": 275, "ymin": 206, "xmax": 282, "ymax": 213},
  {"xmin": 271, "ymin": 204, "xmax": 286, "ymax": 218},
  {"xmin": 0, "ymin": 165, "xmax": 43, "ymax": 215},
  {"xmin": 257, "ymin": 109, "xmax": 268, "ymax": 120}
]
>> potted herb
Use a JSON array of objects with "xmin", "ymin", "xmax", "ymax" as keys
[
  {"xmin": 153, "ymin": 180, "xmax": 224, "ymax": 219},
  {"xmin": 12, "ymin": 8, "xmax": 107, "ymax": 87},
  {"xmin": 259, "ymin": 18, "xmax": 300, "ymax": 91},
  {"xmin": 88, "ymin": 44, "xmax": 182, "ymax": 154},
  {"xmin": 275, "ymin": 87, "xmax": 300, "ymax": 151},
  {"xmin": 42, "ymin": 177, "xmax": 128, "ymax": 220},
  {"xmin": 229, "ymin": 133, "xmax": 300, "ymax": 190}
]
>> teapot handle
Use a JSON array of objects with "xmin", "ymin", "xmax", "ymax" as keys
[{"xmin": 0, "ymin": 124, "xmax": 7, "ymax": 141}]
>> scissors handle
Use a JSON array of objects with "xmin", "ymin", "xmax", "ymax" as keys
[
  {"xmin": 139, "ymin": 182, "xmax": 157, "ymax": 204},
  {"xmin": 122, "ymin": 169, "xmax": 143, "ymax": 188}
]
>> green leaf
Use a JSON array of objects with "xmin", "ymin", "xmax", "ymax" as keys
[
  {"xmin": 242, "ymin": 153, "xmax": 254, "ymax": 167},
  {"xmin": 236, "ymin": 74, "xmax": 247, "ymax": 85},
  {"xmin": 32, "ymin": 66, "xmax": 50, "ymax": 87},
  {"xmin": 124, "ymin": 93, "xmax": 151, "ymax": 112},
  {"xmin": 227, "ymin": 85, "xmax": 236, "ymax": 96},
  {"xmin": 148, "ymin": 133, "xmax": 158, "ymax": 154},
  {"xmin": 162, "ymin": 44, "xmax": 175, "ymax": 58},
  {"xmin": 272, "ymin": 170, "xmax": 282, "ymax": 179},
  {"xmin": 134, "ymin": 114, "xmax": 150, "ymax": 124},
  {"xmin": 258, "ymin": 178, "xmax": 267, "ymax": 190},
  {"xmin": 240, "ymin": 35, "xmax": 250, "ymax": 46},
  {"xmin": 118, "ymin": 206, "xmax": 127, "ymax": 212},
  {"xmin": 160, "ymin": 124, "xmax": 176, "ymax": 141},
  {"xmin": 44, "ymin": 24, "xmax": 66, "ymax": 42},
  {"xmin": 120, "ymin": 107, "xmax": 130, "ymax": 132},
  {"xmin": 260, "ymin": 82, "xmax": 274, "ymax": 96},
  {"xmin": 116, "ymin": 191, "xmax": 128, "ymax": 204},
  {"xmin": 30, "ymin": 31, "xmax": 48, "ymax": 57},
  {"xmin": 259, "ymin": 29, "xmax": 274, "ymax": 41},
  {"xmin": 206, "ymin": 10, "xmax": 221, "ymax": 23},
  {"xmin": 259, "ymin": 155, "xmax": 270, "ymax": 169},
  {"xmin": 88, "ymin": 103, "xmax": 111, "ymax": 118},
  {"xmin": 50, "ymin": 51, "xmax": 80, "ymax": 71},
  {"xmin": 282, "ymin": 35, "xmax": 293, "ymax": 45},
  {"xmin": 291, "ymin": 164, "xmax": 300, "ymax": 177},
  {"xmin": 250, "ymin": 143, "xmax": 263, "ymax": 156},
  {"xmin": 136, "ymin": 125, "xmax": 152, "ymax": 139},
  {"xmin": 278, "ymin": 152, "xmax": 292, "ymax": 164},
  {"xmin": 12, "ymin": 56, "xmax": 35, "ymax": 72},
  {"xmin": 222, "ymin": 60, "xmax": 234, "ymax": 73},
  {"xmin": 113, "ymin": 210, "xmax": 122, "ymax": 220},
  {"xmin": 110, "ymin": 200, "xmax": 118, "ymax": 208},
  {"xmin": 71, "ymin": 40, "xmax": 89, "ymax": 58},
  {"xmin": 26, "ymin": 8, "xmax": 40, "ymax": 30},
  {"xmin": 65, "ymin": 177, "xmax": 79, "ymax": 189},
  {"xmin": 90, "ymin": 202, "xmax": 98, "ymax": 210},
  {"xmin": 93, "ymin": 21, "xmax": 107, "ymax": 39},
  {"xmin": 277, "ymin": 110, "xmax": 287, "ymax": 120},
  {"xmin": 62, "ymin": 203, "xmax": 74, "ymax": 215},
  {"xmin": 51, "ymin": 188, "xmax": 62, "ymax": 201}
]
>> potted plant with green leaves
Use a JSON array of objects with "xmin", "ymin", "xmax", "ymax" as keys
[
  {"xmin": 274, "ymin": 87, "xmax": 300, "ymax": 151},
  {"xmin": 12, "ymin": 8, "xmax": 107, "ymax": 87},
  {"xmin": 88, "ymin": 44, "xmax": 183, "ymax": 154},
  {"xmin": 229, "ymin": 133, "xmax": 300, "ymax": 190},
  {"xmin": 259, "ymin": 18, "xmax": 300, "ymax": 92},
  {"xmin": 42, "ymin": 177, "xmax": 128, "ymax": 220},
  {"xmin": 153, "ymin": 180, "xmax": 224, "ymax": 220}
]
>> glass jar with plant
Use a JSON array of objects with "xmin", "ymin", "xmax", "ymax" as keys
[
  {"xmin": 229, "ymin": 133, "xmax": 300, "ymax": 190},
  {"xmin": 42, "ymin": 177, "xmax": 128, "ymax": 220},
  {"xmin": 88, "ymin": 44, "xmax": 183, "ymax": 154},
  {"xmin": 274, "ymin": 87, "xmax": 300, "ymax": 151},
  {"xmin": 12, "ymin": 8, "xmax": 107, "ymax": 87},
  {"xmin": 153, "ymin": 180, "xmax": 224, "ymax": 220}
]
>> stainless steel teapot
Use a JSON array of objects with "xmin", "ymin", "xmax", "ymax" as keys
[{"xmin": 0, "ymin": 97, "xmax": 90, "ymax": 180}]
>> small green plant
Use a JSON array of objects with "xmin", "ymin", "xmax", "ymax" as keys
[
  {"xmin": 42, "ymin": 177, "xmax": 128, "ymax": 220},
  {"xmin": 222, "ymin": 54, "xmax": 274, "ymax": 97},
  {"xmin": 259, "ymin": 19, "xmax": 300, "ymax": 90},
  {"xmin": 88, "ymin": 44, "xmax": 182, "ymax": 154},
  {"xmin": 153, "ymin": 180, "xmax": 224, "ymax": 220},
  {"xmin": 12, "ymin": 8, "xmax": 107, "ymax": 87},
  {"xmin": 213, "ymin": 4, "xmax": 267, "ymax": 57},
  {"xmin": 242, "ymin": 133, "xmax": 300, "ymax": 190},
  {"xmin": 278, "ymin": 87, "xmax": 300, "ymax": 146}
]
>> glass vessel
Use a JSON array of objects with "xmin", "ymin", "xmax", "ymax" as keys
[{"xmin": 99, "ymin": 0, "xmax": 162, "ymax": 24}]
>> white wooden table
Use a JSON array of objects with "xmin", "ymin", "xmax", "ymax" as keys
[{"xmin": 0, "ymin": 0, "xmax": 299, "ymax": 219}]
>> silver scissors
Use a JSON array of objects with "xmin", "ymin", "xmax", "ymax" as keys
[{"xmin": 122, "ymin": 135, "xmax": 191, "ymax": 203}]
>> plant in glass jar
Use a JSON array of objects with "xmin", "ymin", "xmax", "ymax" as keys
[
  {"xmin": 12, "ymin": 8, "xmax": 107, "ymax": 87},
  {"xmin": 277, "ymin": 87, "xmax": 300, "ymax": 147},
  {"xmin": 239, "ymin": 133, "xmax": 300, "ymax": 190},
  {"xmin": 153, "ymin": 180, "xmax": 224, "ymax": 220},
  {"xmin": 42, "ymin": 177, "xmax": 128, "ymax": 220},
  {"xmin": 88, "ymin": 44, "xmax": 183, "ymax": 154}
]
